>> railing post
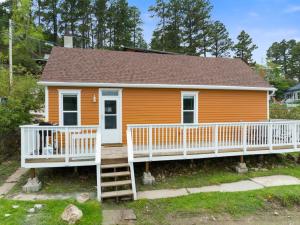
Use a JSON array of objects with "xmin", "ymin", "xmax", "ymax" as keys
[
  {"xmin": 65, "ymin": 128, "xmax": 69, "ymax": 163},
  {"xmin": 268, "ymin": 123, "xmax": 273, "ymax": 152},
  {"xmin": 183, "ymin": 125, "xmax": 187, "ymax": 157},
  {"xmin": 293, "ymin": 123, "xmax": 297, "ymax": 150},
  {"xmin": 214, "ymin": 125, "xmax": 218, "ymax": 154},
  {"xmin": 127, "ymin": 127, "xmax": 137, "ymax": 200},
  {"xmin": 148, "ymin": 125, "xmax": 153, "ymax": 160},
  {"xmin": 21, "ymin": 127, "xmax": 25, "ymax": 168},
  {"xmin": 95, "ymin": 127, "xmax": 102, "ymax": 201},
  {"xmin": 243, "ymin": 124, "xmax": 247, "ymax": 153}
]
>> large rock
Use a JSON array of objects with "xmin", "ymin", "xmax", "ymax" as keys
[
  {"xmin": 22, "ymin": 177, "xmax": 42, "ymax": 193},
  {"xmin": 61, "ymin": 204, "xmax": 83, "ymax": 224}
]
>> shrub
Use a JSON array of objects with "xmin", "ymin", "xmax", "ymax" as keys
[
  {"xmin": 270, "ymin": 103, "xmax": 300, "ymax": 120},
  {"xmin": 0, "ymin": 68, "xmax": 43, "ymax": 161}
]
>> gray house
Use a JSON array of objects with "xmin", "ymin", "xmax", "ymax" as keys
[{"xmin": 284, "ymin": 84, "xmax": 300, "ymax": 107}]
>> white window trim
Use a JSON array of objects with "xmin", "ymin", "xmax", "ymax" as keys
[
  {"xmin": 59, "ymin": 89, "xmax": 81, "ymax": 126},
  {"xmin": 181, "ymin": 91, "xmax": 198, "ymax": 124}
]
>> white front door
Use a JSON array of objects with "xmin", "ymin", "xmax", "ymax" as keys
[{"xmin": 100, "ymin": 89, "xmax": 122, "ymax": 144}]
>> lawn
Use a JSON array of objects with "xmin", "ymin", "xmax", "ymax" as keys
[
  {"xmin": 10, "ymin": 167, "xmax": 97, "ymax": 195},
  {"xmin": 0, "ymin": 199, "xmax": 102, "ymax": 225},
  {"xmin": 0, "ymin": 160, "xmax": 20, "ymax": 186},
  {"xmin": 126, "ymin": 185, "xmax": 300, "ymax": 225},
  {"xmin": 136, "ymin": 154, "xmax": 300, "ymax": 191}
]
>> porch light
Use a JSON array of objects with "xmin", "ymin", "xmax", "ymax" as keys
[{"xmin": 93, "ymin": 94, "xmax": 97, "ymax": 103}]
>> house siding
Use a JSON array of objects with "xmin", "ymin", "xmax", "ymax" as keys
[{"xmin": 47, "ymin": 87, "xmax": 268, "ymax": 144}]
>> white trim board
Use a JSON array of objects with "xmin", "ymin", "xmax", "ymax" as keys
[
  {"xmin": 44, "ymin": 86, "xmax": 49, "ymax": 121},
  {"xmin": 38, "ymin": 81, "xmax": 276, "ymax": 92}
]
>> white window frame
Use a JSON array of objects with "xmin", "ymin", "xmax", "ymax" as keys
[
  {"xmin": 181, "ymin": 91, "xmax": 198, "ymax": 124},
  {"xmin": 59, "ymin": 89, "xmax": 81, "ymax": 126}
]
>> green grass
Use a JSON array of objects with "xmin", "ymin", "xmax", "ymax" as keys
[
  {"xmin": 0, "ymin": 160, "xmax": 20, "ymax": 186},
  {"xmin": 0, "ymin": 199, "xmax": 102, "ymax": 225},
  {"xmin": 126, "ymin": 185, "xmax": 300, "ymax": 225},
  {"xmin": 10, "ymin": 167, "xmax": 97, "ymax": 194},
  {"xmin": 137, "ymin": 164, "xmax": 300, "ymax": 191}
]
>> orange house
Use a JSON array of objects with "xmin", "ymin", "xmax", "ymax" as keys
[
  {"xmin": 40, "ymin": 47, "xmax": 274, "ymax": 145},
  {"xmin": 24, "ymin": 46, "xmax": 300, "ymax": 201}
]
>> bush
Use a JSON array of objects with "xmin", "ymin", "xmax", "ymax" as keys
[
  {"xmin": 270, "ymin": 103, "xmax": 300, "ymax": 120},
  {"xmin": 0, "ymin": 68, "xmax": 43, "ymax": 161}
]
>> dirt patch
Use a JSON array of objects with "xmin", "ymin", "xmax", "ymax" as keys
[{"xmin": 168, "ymin": 208, "xmax": 300, "ymax": 225}]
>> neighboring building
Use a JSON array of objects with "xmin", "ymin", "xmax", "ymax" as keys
[
  {"xmin": 284, "ymin": 84, "xmax": 300, "ymax": 107},
  {"xmin": 22, "ymin": 45, "xmax": 300, "ymax": 202}
]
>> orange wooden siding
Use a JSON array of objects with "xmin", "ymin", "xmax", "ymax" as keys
[
  {"xmin": 48, "ymin": 87, "xmax": 99, "ymax": 125},
  {"xmin": 47, "ymin": 87, "xmax": 267, "ymax": 144}
]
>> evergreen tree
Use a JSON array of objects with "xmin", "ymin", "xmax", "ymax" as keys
[
  {"xmin": 94, "ymin": 0, "xmax": 107, "ymax": 48},
  {"xmin": 36, "ymin": 0, "xmax": 60, "ymax": 43},
  {"xmin": 233, "ymin": 30, "xmax": 258, "ymax": 64},
  {"xmin": 267, "ymin": 39, "xmax": 296, "ymax": 78},
  {"xmin": 149, "ymin": 0, "xmax": 168, "ymax": 51},
  {"xmin": 181, "ymin": 0, "xmax": 212, "ymax": 55},
  {"xmin": 209, "ymin": 21, "xmax": 233, "ymax": 57},
  {"xmin": 164, "ymin": 0, "xmax": 182, "ymax": 52}
]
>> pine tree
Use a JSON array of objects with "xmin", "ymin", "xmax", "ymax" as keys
[
  {"xmin": 210, "ymin": 21, "xmax": 233, "ymax": 57},
  {"xmin": 149, "ymin": 0, "xmax": 168, "ymax": 51},
  {"xmin": 94, "ymin": 0, "xmax": 107, "ymax": 48},
  {"xmin": 59, "ymin": 0, "xmax": 80, "ymax": 36},
  {"xmin": 267, "ymin": 39, "xmax": 296, "ymax": 78},
  {"xmin": 37, "ymin": 0, "xmax": 60, "ymax": 43},
  {"xmin": 233, "ymin": 30, "xmax": 258, "ymax": 64},
  {"xmin": 181, "ymin": 0, "xmax": 212, "ymax": 55},
  {"xmin": 164, "ymin": 0, "xmax": 182, "ymax": 52}
]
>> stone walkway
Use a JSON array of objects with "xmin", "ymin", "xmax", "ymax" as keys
[
  {"xmin": 8, "ymin": 192, "xmax": 96, "ymax": 201},
  {"xmin": 137, "ymin": 175, "xmax": 300, "ymax": 200},
  {"xmin": 0, "ymin": 168, "xmax": 28, "ymax": 198}
]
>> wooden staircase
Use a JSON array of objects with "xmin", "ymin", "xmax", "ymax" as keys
[{"xmin": 100, "ymin": 162, "xmax": 135, "ymax": 201}]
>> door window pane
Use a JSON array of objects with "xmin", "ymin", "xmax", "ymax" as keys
[
  {"xmin": 183, "ymin": 97, "xmax": 194, "ymax": 110},
  {"xmin": 102, "ymin": 90, "xmax": 119, "ymax": 96},
  {"xmin": 105, "ymin": 116, "xmax": 117, "ymax": 129},
  {"xmin": 105, "ymin": 101, "xmax": 116, "ymax": 114},
  {"xmin": 63, "ymin": 112, "xmax": 77, "ymax": 125},
  {"xmin": 63, "ymin": 95, "xmax": 77, "ymax": 111},
  {"xmin": 183, "ymin": 112, "xmax": 194, "ymax": 123}
]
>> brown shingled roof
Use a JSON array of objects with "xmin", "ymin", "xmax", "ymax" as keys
[{"xmin": 41, "ymin": 47, "xmax": 272, "ymax": 88}]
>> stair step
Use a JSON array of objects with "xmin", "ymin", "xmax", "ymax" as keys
[
  {"xmin": 101, "ymin": 180, "xmax": 132, "ymax": 187},
  {"xmin": 102, "ymin": 189, "xmax": 133, "ymax": 198},
  {"xmin": 101, "ymin": 163, "xmax": 129, "ymax": 169},
  {"xmin": 101, "ymin": 171, "xmax": 130, "ymax": 178}
]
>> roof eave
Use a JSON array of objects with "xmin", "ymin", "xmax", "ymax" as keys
[{"xmin": 38, "ymin": 81, "xmax": 276, "ymax": 92}]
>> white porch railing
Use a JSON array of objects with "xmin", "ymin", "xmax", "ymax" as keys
[
  {"xmin": 127, "ymin": 121, "xmax": 300, "ymax": 162},
  {"xmin": 20, "ymin": 125, "xmax": 100, "ymax": 168}
]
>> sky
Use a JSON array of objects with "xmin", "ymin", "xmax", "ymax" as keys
[{"xmin": 129, "ymin": 0, "xmax": 300, "ymax": 64}]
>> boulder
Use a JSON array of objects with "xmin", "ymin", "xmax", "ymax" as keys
[
  {"xmin": 61, "ymin": 204, "xmax": 83, "ymax": 224},
  {"xmin": 76, "ymin": 193, "xmax": 90, "ymax": 203}
]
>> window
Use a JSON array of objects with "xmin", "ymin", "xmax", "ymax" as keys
[
  {"xmin": 101, "ymin": 90, "xmax": 119, "ymax": 96},
  {"xmin": 59, "ymin": 90, "xmax": 81, "ymax": 126},
  {"xmin": 181, "ymin": 92, "xmax": 198, "ymax": 124},
  {"xmin": 104, "ymin": 100, "xmax": 117, "ymax": 129}
]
